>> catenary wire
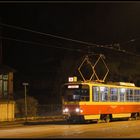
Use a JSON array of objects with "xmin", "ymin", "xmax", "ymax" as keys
[{"xmin": 0, "ymin": 23, "xmax": 140, "ymax": 57}]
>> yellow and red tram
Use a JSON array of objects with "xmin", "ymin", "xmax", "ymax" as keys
[{"xmin": 62, "ymin": 78, "xmax": 140, "ymax": 123}]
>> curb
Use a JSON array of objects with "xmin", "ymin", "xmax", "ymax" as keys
[{"xmin": 0, "ymin": 116, "xmax": 65, "ymax": 128}]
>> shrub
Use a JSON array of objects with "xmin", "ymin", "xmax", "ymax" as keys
[{"xmin": 15, "ymin": 96, "xmax": 38, "ymax": 117}]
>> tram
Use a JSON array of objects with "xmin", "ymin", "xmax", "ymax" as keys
[{"xmin": 62, "ymin": 77, "xmax": 140, "ymax": 123}]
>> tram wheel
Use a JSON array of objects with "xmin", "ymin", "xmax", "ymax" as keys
[
  {"xmin": 128, "ymin": 117, "xmax": 132, "ymax": 121},
  {"xmin": 105, "ymin": 115, "xmax": 110, "ymax": 123},
  {"xmin": 97, "ymin": 119, "xmax": 102, "ymax": 123},
  {"xmin": 129, "ymin": 113, "xmax": 140, "ymax": 121},
  {"xmin": 135, "ymin": 113, "xmax": 140, "ymax": 120}
]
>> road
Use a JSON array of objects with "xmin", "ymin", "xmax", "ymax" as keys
[{"xmin": 0, "ymin": 119, "xmax": 140, "ymax": 138}]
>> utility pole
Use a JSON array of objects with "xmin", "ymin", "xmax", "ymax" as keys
[{"xmin": 22, "ymin": 82, "xmax": 29, "ymax": 122}]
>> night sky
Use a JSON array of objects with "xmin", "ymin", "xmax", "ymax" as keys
[{"xmin": 0, "ymin": 2, "xmax": 140, "ymax": 104}]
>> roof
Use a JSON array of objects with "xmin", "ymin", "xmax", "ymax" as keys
[
  {"xmin": 64, "ymin": 80, "xmax": 138, "ymax": 88},
  {"xmin": 0, "ymin": 65, "xmax": 16, "ymax": 73}
]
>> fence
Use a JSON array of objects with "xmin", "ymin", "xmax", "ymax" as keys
[
  {"xmin": 37, "ymin": 104, "xmax": 62, "ymax": 116},
  {"xmin": 15, "ymin": 104, "xmax": 62, "ymax": 118}
]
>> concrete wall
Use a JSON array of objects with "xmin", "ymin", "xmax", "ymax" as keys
[{"xmin": 0, "ymin": 101, "xmax": 15, "ymax": 121}]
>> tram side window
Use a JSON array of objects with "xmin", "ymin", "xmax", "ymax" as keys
[
  {"xmin": 119, "ymin": 88, "xmax": 126, "ymax": 102},
  {"xmin": 126, "ymin": 89, "xmax": 133, "ymax": 101},
  {"xmin": 100, "ymin": 87, "xmax": 109, "ymax": 102},
  {"xmin": 134, "ymin": 90, "xmax": 140, "ymax": 102},
  {"xmin": 110, "ymin": 88, "xmax": 118, "ymax": 101},
  {"xmin": 92, "ymin": 86, "xmax": 99, "ymax": 101}
]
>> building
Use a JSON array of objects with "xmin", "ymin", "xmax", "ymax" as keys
[
  {"xmin": 0, "ymin": 65, "xmax": 16, "ymax": 121},
  {"xmin": 0, "ymin": 21, "xmax": 16, "ymax": 121}
]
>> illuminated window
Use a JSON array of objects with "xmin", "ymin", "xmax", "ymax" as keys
[
  {"xmin": 100, "ymin": 87, "xmax": 108, "ymax": 102},
  {"xmin": 63, "ymin": 84, "xmax": 89, "ymax": 101},
  {"xmin": 92, "ymin": 86, "xmax": 99, "ymax": 101},
  {"xmin": 134, "ymin": 90, "xmax": 140, "ymax": 102},
  {"xmin": 110, "ymin": 88, "xmax": 118, "ymax": 102},
  {"xmin": 0, "ymin": 80, "xmax": 2, "ymax": 95},
  {"xmin": 0, "ymin": 74, "xmax": 8, "ymax": 98},
  {"xmin": 3, "ymin": 81, "xmax": 8, "ymax": 97},
  {"xmin": 126, "ymin": 89, "xmax": 133, "ymax": 101},
  {"xmin": 119, "ymin": 88, "xmax": 126, "ymax": 102}
]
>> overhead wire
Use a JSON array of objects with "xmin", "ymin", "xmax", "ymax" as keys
[
  {"xmin": 0, "ymin": 36, "xmax": 84, "ymax": 53},
  {"xmin": 0, "ymin": 22, "xmax": 140, "ymax": 57},
  {"xmin": 0, "ymin": 22, "xmax": 98, "ymax": 47}
]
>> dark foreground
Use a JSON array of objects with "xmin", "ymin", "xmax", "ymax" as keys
[{"xmin": 0, "ymin": 118, "xmax": 140, "ymax": 138}]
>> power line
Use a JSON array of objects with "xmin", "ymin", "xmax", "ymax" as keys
[
  {"xmin": 0, "ymin": 22, "xmax": 98, "ymax": 46},
  {"xmin": 1, "ymin": 35, "xmax": 140, "ymax": 57},
  {"xmin": 106, "ymin": 44, "xmax": 140, "ymax": 57},
  {"xmin": 0, "ymin": 36, "xmax": 84, "ymax": 53},
  {"xmin": 0, "ymin": 22, "xmax": 140, "ymax": 56},
  {"xmin": 0, "ymin": 23, "xmax": 129, "ymax": 52}
]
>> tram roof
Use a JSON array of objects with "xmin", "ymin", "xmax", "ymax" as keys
[{"xmin": 64, "ymin": 80, "xmax": 140, "ymax": 89}]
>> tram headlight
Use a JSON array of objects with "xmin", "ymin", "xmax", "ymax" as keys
[
  {"xmin": 63, "ymin": 108, "xmax": 69, "ymax": 113},
  {"xmin": 75, "ymin": 108, "xmax": 83, "ymax": 113},
  {"xmin": 75, "ymin": 108, "xmax": 80, "ymax": 112}
]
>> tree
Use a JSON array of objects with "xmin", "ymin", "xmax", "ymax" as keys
[{"xmin": 51, "ymin": 53, "xmax": 82, "ymax": 104}]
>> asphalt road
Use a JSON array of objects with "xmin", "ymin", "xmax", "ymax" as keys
[{"xmin": 0, "ymin": 119, "xmax": 140, "ymax": 138}]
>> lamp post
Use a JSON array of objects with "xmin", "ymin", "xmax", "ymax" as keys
[{"xmin": 22, "ymin": 82, "xmax": 29, "ymax": 122}]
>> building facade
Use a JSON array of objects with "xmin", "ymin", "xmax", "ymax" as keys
[{"xmin": 0, "ymin": 65, "xmax": 15, "ymax": 121}]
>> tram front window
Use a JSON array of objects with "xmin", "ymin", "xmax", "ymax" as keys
[{"xmin": 62, "ymin": 84, "xmax": 89, "ymax": 101}]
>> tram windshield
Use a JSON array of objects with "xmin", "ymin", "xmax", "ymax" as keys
[{"xmin": 62, "ymin": 84, "xmax": 89, "ymax": 101}]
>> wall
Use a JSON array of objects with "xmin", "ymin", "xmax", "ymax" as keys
[{"xmin": 0, "ymin": 101, "xmax": 15, "ymax": 121}]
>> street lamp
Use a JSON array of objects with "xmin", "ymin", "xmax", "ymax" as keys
[{"xmin": 22, "ymin": 82, "xmax": 29, "ymax": 122}]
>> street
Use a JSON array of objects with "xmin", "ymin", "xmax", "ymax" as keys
[{"xmin": 0, "ymin": 119, "xmax": 140, "ymax": 138}]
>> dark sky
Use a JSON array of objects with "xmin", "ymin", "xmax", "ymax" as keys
[
  {"xmin": 1, "ymin": 2, "xmax": 140, "ymax": 103},
  {"xmin": 0, "ymin": 2, "xmax": 139, "ymax": 70},
  {"xmin": 1, "ymin": 3, "xmax": 140, "ymax": 55},
  {"xmin": 0, "ymin": 3, "xmax": 140, "ymax": 51},
  {"xmin": 1, "ymin": 3, "xmax": 140, "ymax": 39},
  {"xmin": 1, "ymin": 3, "xmax": 140, "ymax": 42}
]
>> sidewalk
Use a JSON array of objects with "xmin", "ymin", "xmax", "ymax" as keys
[
  {"xmin": 0, "ymin": 120, "xmax": 24, "ymax": 128},
  {"xmin": 0, "ymin": 115, "xmax": 65, "ymax": 128}
]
